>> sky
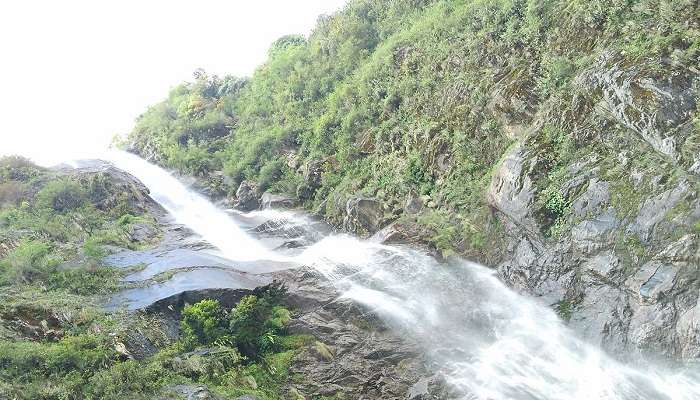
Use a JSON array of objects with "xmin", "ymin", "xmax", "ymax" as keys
[{"xmin": 0, "ymin": 0, "xmax": 347, "ymax": 166}]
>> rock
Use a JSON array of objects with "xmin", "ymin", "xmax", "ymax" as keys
[
  {"xmin": 260, "ymin": 191, "xmax": 297, "ymax": 209},
  {"xmin": 127, "ymin": 222, "xmax": 157, "ymax": 243},
  {"xmin": 578, "ymin": 52, "xmax": 698, "ymax": 161},
  {"xmin": 487, "ymin": 145, "xmax": 537, "ymax": 231},
  {"xmin": 405, "ymin": 192, "xmax": 423, "ymax": 214},
  {"xmin": 344, "ymin": 196, "xmax": 385, "ymax": 235},
  {"xmin": 271, "ymin": 267, "xmax": 434, "ymax": 399},
  {"xmin": 164, "ymin": 385, "xmax": 221, "ymax": 400},
  {"xmin": 295, "ymin": 160, "xmax": 324, "ymax": 202},
  {"xmin": 114, "ymin": 340, "xmax": 133, "ymax": 360},
  {"xmin": 233, "ymin": 180, "xmax": 260, "ymax": 211}
]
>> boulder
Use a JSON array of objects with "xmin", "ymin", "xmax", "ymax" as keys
[
  {"xmin": 343, "ymin": 197, "xmax": 384, "ymax": 235},
  {"xmin": 404, "ymin": 192, "xmax": 423, "ymax": 215},
  {"xmin": 296, "ymin": 159, "xmax": 325, "ymax": 201},
  {"xmin": 233, "ymin": 181, "xmax": 260, "ymax": 211},
  {"xmin": 260, "ymin": 191, "xmax": 297, "ymax": 209}
]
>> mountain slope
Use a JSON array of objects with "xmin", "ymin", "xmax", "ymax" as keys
[{"xmin": 124, "ymin": 0, "xmax": 700, "ymax": 361}]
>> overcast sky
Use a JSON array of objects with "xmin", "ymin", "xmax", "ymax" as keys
[{"xmin": 0, "ymin": 0, "xmax": 347, "ymax": 165}]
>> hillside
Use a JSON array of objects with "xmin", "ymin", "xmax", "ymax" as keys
[{"xmin": 124, "ymin": 0, "xmax": 700, "ymax": 361}]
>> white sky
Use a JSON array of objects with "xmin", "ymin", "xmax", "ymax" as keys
[{"xmin": 0, "ymin": 0, "xmax": 347, "ymax": 166}]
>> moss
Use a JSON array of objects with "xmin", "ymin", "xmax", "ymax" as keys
[
  {"xmin": 554, "ymin": 300, "xmax": 573, "ymax": 322},
  {"xmin": 313, "ymin": 341, "xmax": 334, "ymax": 361}
]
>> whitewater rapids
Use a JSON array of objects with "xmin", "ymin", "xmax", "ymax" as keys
[{"xmin": 104, "ymin": 150, "xmax": 700, "ymax": 400}]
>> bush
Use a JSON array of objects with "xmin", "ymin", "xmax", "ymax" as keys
[
  {"xmin": 229, "ymin": 284, "xmax": 289, "ymax": 359},
  {"xmin": 180, "ymin": 299, "xmax": 229, "ymax": 350},
  {"xmin": 179, "ymin": 283, "xmax": 290, "ymax": 360},
  {"xmin": 84, "ymin": 360, "xmax": 169, "ymax": 399},
  {"xmin": 36, "ymin": 179, "xmax": 86, "ymax": 213},
  {"xmin": 0, "ymin": 181, "xmax": 28, "ymax": 207},
  {"xmin": 0, "ymin": 156, "xmax": 41, "ymax": 182},
  {"xmin": 0, "ymin": 239, "xmax": 56, "ymax": 285},
  {"xmin": 258, "ymin": 159, "xmax": 285, "ymax": 192}
]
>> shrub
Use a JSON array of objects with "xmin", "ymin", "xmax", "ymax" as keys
[
  {"xmin": 36, "ymin": 179, "xmax": 86, "ymax": 213},
  {"xmin": 258, "ymin": 158, "xmax": 285, "ymax": 192},
  {"xmin": 0, "ymin": 181, "xmax": 28, "ymax": 207},
  {"xmin": 0, "ymin": 239, "xmax": 56, "ymax": 285},
  {"xmin": 180, "ymin": 299, "xmax": 229, "ymax": 350},
  {"xmin": 229, "ymin": 284, "xmax": 289, "ymax": 359},
  {"xmin": 84, "ymin": 360, "xmax": 169, "ymax": 399},
  {"xmin": 0, "ymin": 156, "xmax": 41, "ymax": 182}
]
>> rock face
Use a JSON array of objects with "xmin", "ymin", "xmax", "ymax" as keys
[
  {"xmin": 260, "ymin": 191, "xmax": 297, "ymax": 209},
  {"xmin": 233, "ymin": 181, "xmax": 260, "ymax": 211},
  {"xmin": 343, "ymin": 196, "xmax": 385, "ymax": 235},
  {"xmin": 273, "ymin": 267, "xmax": 441, "ymax": 399},
  {"xmin": 488, "ymin": 130, "xmax": 700, "ymax": 361}
]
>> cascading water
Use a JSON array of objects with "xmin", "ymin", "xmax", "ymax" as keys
[
  {"xmin": 297, "ymin": 236, "xmax": 700, "ymax": 400},
  {"xmin": 99, "ymin": 153, "xmax": 700, "ymax": 399},
  {"xmin": 102, "ymin": 150, "xmax": 274, "ymax": 261}
]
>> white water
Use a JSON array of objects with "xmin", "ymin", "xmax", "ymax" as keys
[
  {"xmin": 101, "ymin": 152, "xmax": 700, "ymax": 399},
  {"xmin": 103, "ymin": 150, "xmax": 275, "ymax": 261}
]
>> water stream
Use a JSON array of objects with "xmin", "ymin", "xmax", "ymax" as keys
[{"xmin": 103, "ymin": 150, "xmax": 700, "ymax": 399}]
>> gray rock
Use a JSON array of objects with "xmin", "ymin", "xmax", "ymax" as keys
[
  {"xmin": 260, "ymin": 191, "xmax": 297, "ymax": 209},
  {"xmin": 487, "ymin": 145, "xmax": 537, "ymax": 231},
  {"xmin": 344, "ymin": 196, "xmax": 385, "ymax": 235},
  {"xmin": 578, "ymin": 52, "xmax": 698, "ymax": 160},
  {"xmin": 404, "ymin": 192, "xmax": 424, "ymax": 214},
  {"xmin": 233, "ymin": 180, "xmax": 260, "ymax": 211}
]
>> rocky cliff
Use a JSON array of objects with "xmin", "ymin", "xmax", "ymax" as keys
[{"xmin": 123, "ymin": 0, "xmax": 700, "ymax": 366}]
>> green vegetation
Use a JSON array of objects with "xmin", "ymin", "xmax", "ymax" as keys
[
  {"xmin": 0, "ymin": 156, "xmax": 311, "ymax": 398},
  {"xmin": 180, "ymin": 284, "xmax": 292, "ymax": 359},
  {"xmin": 0, "ymin": 156, "xmax": 162, "ymax": 399},
  {"xmin": 125, "ymin": 0, "xmax": 699, "ymax": 259}
]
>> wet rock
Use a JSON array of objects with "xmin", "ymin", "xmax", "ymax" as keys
[
  {"xmin": 578, "ymin": 52, "xmax": 698, "ymax": 161},
  {"xmin": 127, "ymin": 222, "xmax": 157, "ymax": 243},
  {"xmin": 233, "ymin": 180, "xmax": 260, "ymax": 211},
  {"xmin": 344, "ymin": 196, "xmax": 385, "ymax": 235},
  {"xmin": 107, "ymin": 268, "xmax": 269, "ymax": 312},
  {"xmin": 272, "ymin": 267, "xmax": 435, "ymax": 399},
  {"xmin": 260, "ymin": 191, "xmax": 297, "ymax": 209},
  {"xmin": 163, "ymin": 385, "xmax": 221, "ymax": 400},
  {"xmin": 404, "ymin": 192, "xmax": 424, "ymax": 215},
  {"xmin": 407, "ymin": 375, "xmax": 450, "ymax": 400}
]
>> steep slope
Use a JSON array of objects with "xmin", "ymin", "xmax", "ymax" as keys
[{"xmin": 123, "ymin": 0, "xmax": 700, "ymax": 362}]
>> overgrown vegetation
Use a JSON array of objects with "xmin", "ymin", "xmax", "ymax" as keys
[
  {"xmin": 125, "ymin": 0, "xmax": 699, "ymax": 260},
  {"xmin": 0, "ymin": 156, "xmax": 162, "ymax": 399},
  {"xmin": 0, "ymin": 157, "xmax": 309, "ymax": 399}
]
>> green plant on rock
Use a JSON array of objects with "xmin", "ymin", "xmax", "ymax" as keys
[
  {"xmin": 180, "ymin": 299, "xmax": 230, "ymax": 351},
  {"xmin": 36, "ymin": 179, "xmax": 87, "ymax": 213},
  {"xmin": 0, "ymin": 239, "xmax": 56, "ymax": 285}
]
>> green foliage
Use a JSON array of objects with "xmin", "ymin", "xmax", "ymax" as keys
[
  {"xmin": 0, "ymin": 239, "xmax": 56, "ymax": 285},
  {"xmin": 36, "ymin": 179, "xmax": 87, "ymax": 213},
  {"xmin": 180, "ymin": 283, "xmax": 290, "ymax": 361},
  {"xmin": 180, "ymin": 299, "xmax": 230, "ymax": 350},
  {"xmin": 0, "ymin": 181, "xmax": 29, "ymax": 207},
  {"xmin": 0, "ymin": 166, "xmax": 168, "ymax": 397},
  {"xmin": 0, "ymin": 156, "xmax": 42, "ymax": 182},
  {"xmin": 555, "ymin": 300, "xmax": 573, "ymax": 322},
  {"xmin": 123, "ymin": 0, "xmax": 699, "ymax": 257}
]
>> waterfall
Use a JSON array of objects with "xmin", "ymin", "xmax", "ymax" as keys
[
  {"xmin": 296, "ymin": 235, "xmax": 700, "ymax": 400},
  {"xmin": 103, "ymin": 150, "xmax": 275, "ymax": 261},
  {"xmin": 101, "ymin": 152, "xmax": 700, "ymax": 399}
]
